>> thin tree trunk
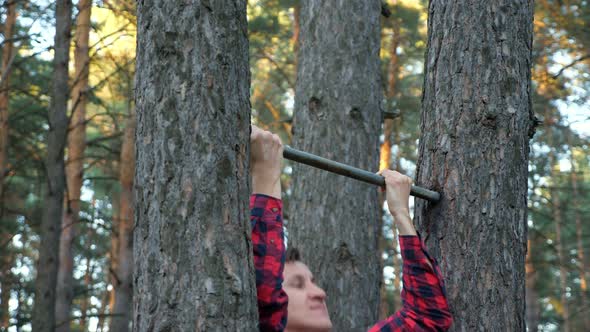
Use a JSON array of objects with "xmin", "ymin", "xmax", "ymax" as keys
[
  {"xmin": 289, "ymin": 1, "xmax": 382, "ymax": 329},
  {"xmin": 0, "ymin": 255, "xmax": 14, "ymax": 328},
  {"xmin": 0, "ymin": 5, "xmax": 18, "ymax": 322},
  {"xmin": 79, "ymin": 256, "xmax": 92, "ymax": 330},
  {"xmin": 414, "ymin": 1, "xmax": 535, "ymax": 330},
  {"xmin": 32, "ymin": 1, "xmax": 72, "ymax": 331},
  {"xmin": 526, "ymin": 240, "xmax": 540, "ymax": 332},
  {"xmin": 134, "ymin": 1, "xmax": 258, "ymax": 330},
  {"xmin": 55, "ymin": 1, "xmax": 91, "ymax": 330},
  {"xmin": 109, "ymin": 105, "xmax": 135, "ymax": 332},
  {"xmin": 380, "ymin": 4, "xmax": 402, "ymax": 315},
  {"xmin": 546, "ymin": 120, "xmax": 570, "ymax": 332},
  {"xmin": 568, "ymin": 134, "xmax": 589, "ymax": 329},
  {"xmin": 0, "ymin": 0, "xmax": 17, "ymax": 199},
  {"xmin": 108, "ymin": 194, "xmax": 119, "ymax": 330},
  {"xmin": 96, "ymin": 287, "xmax": 110, "ymax": 332},
  {"xmin": 292, "ymin": 2, "xmax": 300, "ymax": 74}
]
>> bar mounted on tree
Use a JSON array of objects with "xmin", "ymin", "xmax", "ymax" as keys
[{"xmin": 283, "ymin": 145, "xmax": 440, "ymax": 202}]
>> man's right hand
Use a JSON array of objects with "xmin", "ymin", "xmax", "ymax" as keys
[
  {"xmin": 379, "ymin": 169, "xmax": 417, "ymax": 236},
  {"xmin": 250, "ymin": 125, "xmax": 283, "ymax": 199}
]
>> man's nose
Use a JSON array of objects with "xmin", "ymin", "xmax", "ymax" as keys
[{"xmin": 309, "ymin": 283, "xmax": 327, "ymax": 300}]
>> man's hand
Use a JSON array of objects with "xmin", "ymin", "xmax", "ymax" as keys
[
  {"xmin": 379, "ymin": 170, "xmax": 417, "ymax": 236},
  {"xmin": 250, "ymin": 125, "xmax": 283, "ymax": 199}
]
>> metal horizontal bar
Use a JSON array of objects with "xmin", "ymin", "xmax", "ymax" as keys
[{"xmin": 283, "ymin": 145, "xmax": 440, "ymax": 203}]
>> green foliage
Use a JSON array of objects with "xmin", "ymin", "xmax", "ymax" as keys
[{"xmin": 0, "ymin": 0, "xmax": 588, "ymax": 330}]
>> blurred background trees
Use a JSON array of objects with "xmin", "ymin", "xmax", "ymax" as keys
[{"xmin": 0, "ymin": 0, "xmax": 588, "ymax": 330}]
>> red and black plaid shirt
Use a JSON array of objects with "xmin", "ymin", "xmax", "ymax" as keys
[{"xmin": 250, "ymin": 194, "xmax": 453, "ymax": 331}]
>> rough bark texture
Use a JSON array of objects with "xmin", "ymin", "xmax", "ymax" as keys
[
  {"xmin": 55, "ymin": 1, "xmax": 91, "ymax": 330},
  {"xmin": 110, "ymin": 105, "xmax": 135, "ymax": 332},
  {"xmin": 414, "ymin": 1, "xmax": 535, "ymax": 331},
  {"xmin": 134, "ymin": 1, "xmax": 257, "ymax": 331},
  {"xmin": 289, "ymin": 1, "xmax": 382, "ymax": 330},
  {"xmin": 32, "ymin": 1, "xmax": 72, "ymax": 331}
]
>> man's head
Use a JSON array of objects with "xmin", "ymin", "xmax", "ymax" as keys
[{"xmin": 283, "ymin": 247, "xmax": 332, "ymax": 332}]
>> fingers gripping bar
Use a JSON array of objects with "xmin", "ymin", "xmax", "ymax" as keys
[{"xmin": 283, "ymin": 145, "xmax": 441, "ymax": 203}]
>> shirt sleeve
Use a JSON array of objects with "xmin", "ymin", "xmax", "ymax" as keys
[
  {"xmin": 368, "ymin": 235, "xmax": 453, "ymax": 332},
  {"xmin": 251, "ymin": 194, "xmax": 288, "ymax": 331}
]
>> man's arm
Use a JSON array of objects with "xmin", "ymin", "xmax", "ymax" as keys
[
  {"xmin": 251, "ymin": 194, "xmax": 288, "ymax": 331},
  {"xmin": 369, "ymin": 170, "xmax": 452, "ymax": 331},
  {"xmin": 250, "ymin": 126, "xmax": 288, "ymax": 331},
  {"xmin": 369, "ymin": 235, "xmax": 452, "ymax": 332}
]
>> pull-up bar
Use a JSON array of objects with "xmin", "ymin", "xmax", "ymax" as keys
[{"xmin": 283, "ymin": 145, "xmax": 441, "ymax": 203}]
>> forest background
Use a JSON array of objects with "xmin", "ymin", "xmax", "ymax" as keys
[{"xmin": 0, "ymin": 0, "xmax": 588, "ymax": 331}]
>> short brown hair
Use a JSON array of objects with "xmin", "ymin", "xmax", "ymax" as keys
[{"xmin": 286, "ymin": 247, "xmax": 301, "ymax": 263}]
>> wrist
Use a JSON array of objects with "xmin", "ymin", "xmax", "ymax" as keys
[
  {"xmin": 392, "ymin": 213, "xmax": 416, "ymax": 236},
  {"xmin": 251, "ymin": 174, "xmax": 281, "ymax": 199},
  {"xmin": 391, "ymin": 208, "xmax": 410, "ymax": 220}
]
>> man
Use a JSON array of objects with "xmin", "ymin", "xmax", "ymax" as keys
[{"xmin": 250, "ymin": 125, "xmax": 453, "ymax": 331}]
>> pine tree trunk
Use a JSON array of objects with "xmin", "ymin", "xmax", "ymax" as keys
[
  {"xmin": 292, "ymin": 3, "xmax": 300, "ymax": 72},
  {"xmin": 0, "ymin": 255, "xmax": 14, "ymax": 328},
  {"xmin": 414, "ymin": 1, "xmax": 535, "ymax": 330},
  {"xmin": 79, "ymin": 254, "xmax": 92, "ymax": 330},
  {"xmin": 110, "ymin": 105, "xmax": 135, "ymax": 332},
  {"xmin": 0, "ymin": 8, "xmax": 18, "ymax": 320},
  {"xmin": 289, "ymin": 1, "xmax": 382, "ymax": 329},
  {"xmin": 0, "ymin": 0, "xmax": 17, "ymax": 199},
  {"xmin": 546, "ymin": 121, "xmax": 570, "ymax": 332},
  {"xmin": 134, "ymin": 1, "xmax": 257, "ymax": 330},
  {"xmin": 32, "ymin": 1, "xmax": 72, "ymax": 331},
  {"xmin": 55, "ymin": 1, "xmax": 91, "ymax": 329},
  {"xmin": 525, "ymin": 240, "xmax": 540, "ymax": 332},
  {"xmin": 568, "ymin": 135, "xmax": 589, "ymax": 329}
]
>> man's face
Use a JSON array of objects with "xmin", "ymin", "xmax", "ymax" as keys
[{"xmin": 283, "ymin": 261, "xmax": 332, "ymax": 331}]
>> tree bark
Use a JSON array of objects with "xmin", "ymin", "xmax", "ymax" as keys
[
  {"xmin": 134, "ymin": 1, "xmax": 257, "ymax": 330},
  {"xmin": 292, "ymin": 3, "xmax": 300, "ymax": 73},
  {"xmin": 289, "ymin": 1, "xmax": 382, "ymax": 330},
  {"xmin": 55, "ymin": 1, "xmax": 92, "ymax": 330},
  {"xmin": 0, "ymin": 7, "xmax": 18, "ymax": 321},
  {"xmin": 32, "ymin": 1, "xmax": 72, "ymax": 331},
  {"xmin": 0, "ymin": 0, "xmax": 17, "ymax": 200},
  {"xmin": 414, "ymin": 1, "xmax": 535, "ymax": 330},
  {"xmin": 110, "ymin": 104, "xmax": 135, "ymax": 332}
]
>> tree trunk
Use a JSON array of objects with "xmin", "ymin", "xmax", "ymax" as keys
[
  {"xmin": 525, "ymin": 240, "xmax": 540, "ymax": 332},
  {"xmin": 0, "ymin": 6, "xmax": 18, "ymax": 322},
  {"xmin": 55, "ymin": 1, "xmax": 91, "ymax": 330},
  {"xmin": 32, "ymin": 1, "xmax": 72, "ymax": 331},
  {"xmin": 0, "ymin": 255, "xmax": 14, "ymax": 328},
  {"xmin": 379, "ymin": 7, "xmax": 403, "ymax": 315},
  {"xmin": 134, "ymin": 1, "xmax": 257, "ymax": 330},
  {"xmin": 414, "ymin": 1, "xmax": 535, "ymax": 330},
  {"xmin": 292, "ymin": 3, "xmax": 300, "ymax": 73},
  {"xmin": 289, "ymin": 1, "xmax": 382, "ymax": 330},
  {"xmin": 79, "ymin": 254, "xmax": 92, "ymax": 330},
  {"xmin": 568, "ymin": 134, "xmax": 589, "ymax": 329},
  {"xmin": 546, "ymin": 121, "xmax": 569, "ymax": 332},
  {"xmin": 0, "ymin": 0, "xmax": 17, "ymax": 200},
  {"xmin": 110, "ymin": 105, "xmax": 135, "ymax": 332},
  {"xmin": 96, "ymin": 287, "xmax": 110, "ymax": 332}
]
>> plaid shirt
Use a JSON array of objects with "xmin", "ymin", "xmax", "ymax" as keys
[{"xmin": 251, "ymin": 194, "xmax": 453, "ymax": 332}]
